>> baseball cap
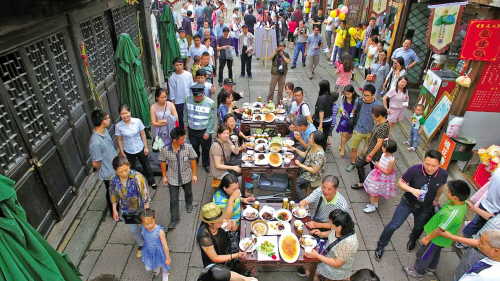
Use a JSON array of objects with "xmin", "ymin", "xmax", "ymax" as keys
[
  {"xmin": 178, "ymin": 29, "xmax": 186, "ymax": 33},
  {"xmin": 190, "ymin": 84, "xmax": 205, "ymax": 96},
  {"xmin": 242, "ymin": 24, "xmax": 248, "ymax": 28},
  {"xmin": 223, "ymin": 78, "xmax": 234, "ymax": 85},
  {"xmin": 279, "ymin": 42, "xmax": 286, "ymax": 47},
  {"xmin": 196, "ymin": 69, "xmax": 207, "ymax": 77}
]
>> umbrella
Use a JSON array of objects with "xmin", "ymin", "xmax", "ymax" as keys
[
  {"xmin": 159, "ymin": 5, "xmax": 181, "ymax": 79},
  {"xmin": 0, "ymin": 175, "xmax": 82, "ymax": 280},
  {"xmin": 115, "ymin": 33, "xmax": 152, "ymax": 137}
]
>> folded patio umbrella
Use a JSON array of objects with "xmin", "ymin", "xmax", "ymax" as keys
[{"xmin": 159, "ymin": 4, "xmax": 181, "ymax": 79}]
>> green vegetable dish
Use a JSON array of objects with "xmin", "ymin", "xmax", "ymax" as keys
[{"xmin": 258, "ymin": 241, "xmax": 275, "ymax": 256}]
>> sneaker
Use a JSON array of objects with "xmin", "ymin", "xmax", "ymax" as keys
[
  {"xmin": 408, "ymin": 147, "xmax": 416, "ymax": 152},
  {"xmin": 374, "ymin": 246, "xmax": 384, "ymax": 260},
  {"xmin": 239, "ymin": 74, "xmax": 245, "ymax": 78},
  {"xmin": 291, "ymin": 65, "xmax": 296, "ymax": 69},
  {"xmin": 346, "ymin": 163, "xmax": 356, "ymax": 172},
  {"xmin": 329, "ymin": 62, "xmax": 334, "ymax": 66},
  {"xmin": 296, "ymin": 268, "xmax": 307, "ymax": 276},
  {"xmin": 186, "ymin": 204, "xmax": 193, "ymax": 213},
  {"xmin": 302, "ymin": 63, "xmax": 306, "ymax": 67},
  {"xmin": 323, "ymin": 48, "xmax": 330, "ymax": 53},
  {"xmin": 407, "ymin": 239, "xmax": 417, "ymax": 251},
  {"xmin": 363, "ymin": 205, "xmax": 376, "ymax": 213},
  {"xmin": 402, "ymin": 141, "xmax": 410, "ymax": 146},
  {"xmin": 426, "ymin": 268, "xmax": 436, "ymax": 276},
  {"xmin": 248, "ymin": 75, "xmax": 253, "ymax": 79},
  {"xmin": 402, "ymin": 266, "xmax": 423, "ymax": 280},
  {"xmin": 455, "ymin": 241, "xmax": 470, "ymax": 249},
  {"xmin": 366, "ymin": 203, "xmax": 379, "ymax": 208}
]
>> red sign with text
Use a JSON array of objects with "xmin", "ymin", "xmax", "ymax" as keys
[
  {"xmin": 438, "ymin": 134, "xmax": 456, "ymax": 170},
  {"xmin": 460, "ymin": 20, "xmax": 500, "ymax": 61},
  {"xmin": 466, "ymin": 59, "xmax": 500, "ymax": 112}
]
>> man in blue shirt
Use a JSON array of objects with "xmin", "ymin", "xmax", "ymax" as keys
[
  {"xmin": 305, "ymin": 26, "xmax": 323, "ymax": 80},
  {"xmin": 293, "ymin": 115, "xmax": 317, "ymax": 152},
  {"xmin": 194, "ymin": 1, "xmax": 205, "ymax": 31},
  {"xmin": 391, "ymin": 38, "xmax": 420, "ymax": 70},
  {"xmin": 214, "ymin": 18, "xmax": 228, "ymax": 38}
]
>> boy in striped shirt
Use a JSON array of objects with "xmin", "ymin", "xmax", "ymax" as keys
[{"xmin": 403, "ymin": 180, "xmax": 471, "ymax": 280}]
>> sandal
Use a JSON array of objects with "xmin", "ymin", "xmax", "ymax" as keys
[{"xmin": 340, "ymin": 149, "xmax": 345, "ymax": 157}]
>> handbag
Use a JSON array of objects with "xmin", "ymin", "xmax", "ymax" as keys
[
  {"xmin": 152, "ymin": 104, "xmax": 168, "ymax": 152},
  {"xmin": 122, "ymin": 177, "xmax": 145, "ymax": 224},
  {"xmin": 216, "ymin": 141, "xmax": 242, "ymax": 176},
  {"xmin": 366, "ymin": 74, "xmax": 377, "ymax": 82},
  {"xmin": 348, "ymin": 100, "xmax": 363, "ymax": 130}
]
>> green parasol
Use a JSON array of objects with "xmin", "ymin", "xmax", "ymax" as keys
[
  {"xmin": 0, "ymin": 175, "xmax": 82, "ymax": 280},
  {"xmin": 115, "ymin": 33, "xmax": 152, "ymax": 136},
  {"xmin": 159, "ymin": 5, "xmax": 181, "ymax": 79}
]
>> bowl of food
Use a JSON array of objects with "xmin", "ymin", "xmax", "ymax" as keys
[
  {"xmin": 284, "ymin": 152, "xmax": 294, "ymax": 160},
  {"xmin": 269, "ymin": 142, "xmax": 282, "ymax": 153},
  {"xmin": 292, "ymin": 207, "xmax": 309, "ymax": 218},
  {"xmin": 255, "ymin": 143, "xmax": 268, "ymax": 152},
  {"xmin": 275, "ymin": 209, "xmax": 292, "ymax": 222},
  {"xmin": 242, "ymin": 207, "xmax": 259, "ymax": 220},
  {"xmin": 276, "ymin": 108, "xmax": 286, "ymax": 114},
  {"xmin": 283, "ymin": 139, "xmax": 295, "ymax": 147},
  {"xmin": 268, "ymin": 152, "xmax": 283, "ymax": 167},
  {"xmin": 251, "ymin": 220, "xmax": 269, "ymax": 236},
  {"xmin": 261, "ymin": 107, "xmax": 271, "ymax": 114},
  {"xmin": 253, "ymin": 114, "xmax": 263, "ymax": 121},
  {"xmin": 259, "ymin": 206, "xmax": 276, "ymax": 221},
  {"xmin": 239, "ymin": 237, "xmax": 257, "ymax": 252},
  {"xmin": 299, "ymin": 235, "xmax": 317, "ymax": 249},
  {"xmin": 242, "ymin": 155, "xmax": 254, "ymax": 163},
  {"xmin": 264, "ymin": 113, "xmax": 275, "ymax": 123}
]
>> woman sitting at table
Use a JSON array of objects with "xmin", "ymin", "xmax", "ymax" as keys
[
  {"xmin": 224, "ymin": 113, "xmax": 249, "ymax": 145},
  {"xmin": 304, "ymin": 209, "xmax": 359, "ymax": 281},
  {"xmin": 218, "ymin": 91, "xmax": 245, "ymax": 126},
  {"xmin": 285, "ymin": 131, "xmax": 326, "ymax": 201},
  {"xmin": 197, "ymin": 202, "xmax": 246, "ymax": 271}
]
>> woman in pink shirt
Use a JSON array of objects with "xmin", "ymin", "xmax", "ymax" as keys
[
  {"xmin": 384, "ymin": 76, "xmax": 409, "ymax": 134},
  {"xmin": 333, "ymin": 53, "xmax": 354, "ymax": 95}
]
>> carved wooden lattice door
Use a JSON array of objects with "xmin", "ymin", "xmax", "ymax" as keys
[
  {"xmin": 0, "ymin": 29, "xmax": 89, "ymax": 236},
  {"xmin": 402, "ymin": 3, "xmax": 430, "ymax": 85}
]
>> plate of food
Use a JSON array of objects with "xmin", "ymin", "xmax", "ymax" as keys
[
  {"xmin": 255, "ymin": 153, "xmax": 268, "ymax": 165},
  {"xmin": 276, "ymin": 108, "xmax": 286, "ymax": 114},
  {"xmin": 283, "ymin": 139, "xmax": 295, "ymax": 147},
  {"xmin": 255, "ymin": 138, "xmax": 268, "ymax": 145},
  {"xmin": 275, "ymin": 209, "xmax": 292, "ymax": 222},
  {"xmin": 240, "ymin": 237, "xmax": 258, "ymax": 252},
  {"xmin": 255, "ymin": 143, "xmax": 268, "ymax": 153},
  {"xmin": 284, "ymin": 152, "xmax": 295, "ymax": 160},
  {"xmin": 253, "ymin": 114, "xmax": 264, "ymax": 122},
  {"xmin": 268, "ymin": 221, "xmax": 291, "ymax": 235},
  {"xmin": 269, "ymin": 142, "xmax": 282, "ymax": 153},
  {"xmin": 261, "ymin": 107, "xmax": 271, "ymax": 114},
  {"xmin": 253, "ymin": 108, "xmax": 261, "ymax": 114},
  {"xmin": 268, "ymin": 152, "xmax": 282, "ymax": 167},
  {"xmin": 259, "ymin": 206, "xmax": 276, "ymax": 221},
  {"xmin": 242, "ymin": 207, "xmax": 259, "ymax": 220},
  {"xmin": 242, "ymin": 155, "xmax": 254, "ymax": 163},
  {"xmin": 299, "ymin": 235, "xmax": 317, "ymax": 249},
  {"xmin": 292, "ymin": 207, "xmax": 309, "ymax": 219},
  {"xmin": 252, "ymin": 102, "xmax": 263, "ymax": 108},
  {"xmin": 256, "ymin": 236, "xmax": 279, "ymax": 261},
  {"xmin": 246, "ymin": 142, "xmax": 255, "ymax": 150},
  {"xmin": 251, "ymin": 220, "xmax": 269, "ymax": 236},
  {"xmin": 279, "ymin": 233, "xmax": 300, "ymax": 263},
  {"xmin": 264, "ymin": 113, "xmax": 275, "ymax": 123}
]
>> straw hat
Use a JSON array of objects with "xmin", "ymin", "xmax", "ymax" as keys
[{"xmin": 200, "ymin": 202, "xmax": 225, "ymax": 224}]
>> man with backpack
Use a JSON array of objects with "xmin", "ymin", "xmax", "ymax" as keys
[{"xmin": 203, "ymin": 0, "xmax": 216, "ymax": 28}]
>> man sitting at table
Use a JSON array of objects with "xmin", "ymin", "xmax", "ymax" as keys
[
  {"xmin": 296, "ymin": 175, "xmax": 350, "ymax": 277},
  {"xmin": 290, "ymin": 115, "xmax": 317, "ymax": 155}
]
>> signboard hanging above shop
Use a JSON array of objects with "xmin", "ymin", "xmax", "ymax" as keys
[
  {"xmin": 459, "ymin": 20, "xmax": 500, "ymax": 61},
  {"xmin": 426, "ymin": 2, "xmax": 466, "ymax": 54},
  {"xmin": 371, "ymin": 0, "xmax": 389, "ymax": 17}
]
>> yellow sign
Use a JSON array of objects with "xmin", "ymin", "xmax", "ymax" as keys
[{"xmin": 428, "ymin": 5, "xmax": 460, "ymax": 53}]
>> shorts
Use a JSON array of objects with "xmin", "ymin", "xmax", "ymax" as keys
[
  {"xmin": 350, "ymin": 131, "xmax": 371, "ymax": 149},
  {"xmin": 387, "ymin": 107, "xmax": 405, "ymax": 123},
  {"xmin": 287, "ymin": 32, "xmax": 295, "ymax": 42}
]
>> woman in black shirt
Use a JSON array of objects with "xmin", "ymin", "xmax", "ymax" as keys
[{"xmin": 313, "ymin": 80, "xmax": 336, "ymax": 150}]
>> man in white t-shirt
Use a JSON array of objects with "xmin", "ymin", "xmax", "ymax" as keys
[
  {"xmin": 290, "ymin": 87, "xmax": 312, "ymax": 124},
  {"xmin": 459, "ymin": 229, "xmax": 500, "ymax": 281},
  {"xmin": 180, "ymin": 2, "xmax": 188, "ymax": 23},
  {"xmin": 168, "ymin": 57, "xmax": 193, "ymax": 128},
  {"xmin": 323, "ymin": 14, "xmax": 334, "ymax": 53}
]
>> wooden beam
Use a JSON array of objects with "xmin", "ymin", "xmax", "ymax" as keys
[{"xmin": 450, "ymin": 60, "xmax": 486, "ymax": 116}]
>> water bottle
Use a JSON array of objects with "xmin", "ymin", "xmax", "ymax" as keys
[{"xmin": 418, "ymin": 184, "xmax": 428, "ymax": 202}]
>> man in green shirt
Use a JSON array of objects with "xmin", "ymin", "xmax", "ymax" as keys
[{"xmin": 403, "ymin": 180, "xmax": 471, "ymax": 279}]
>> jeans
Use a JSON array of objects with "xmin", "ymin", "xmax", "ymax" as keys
[
  {"xmin": 462, "ymin": 203, "xmax": 488, "ymax": 238},
  {"xmin": 197, "ymin": 18, "xmax": 204, "ymax": 31},
  {"xmin": 349, "ymin": 46, "xmax": 357, "ymax": 60},
  {"xmin": 454, "ymin": 247, "xmax": 486, "ymax": 281},
  {"xmin": 332, "ymin": 45, "xmax": 342, "ymax": 63},
  {"xmin": 292, "ymin": 42, "xmax": 306, "ymax": 66},
  {"xmin": 313, "ymin": 120, "xmax": 332, "ymax": 151},
  {"xmin": 188, "ymin": 127, "xmax": 212, "ymax": 168},
  {"xmin": 360, "ymin": 52, "xmax": 367, "ymax": 67},
  {"xmin": 241, "ymin": 4, "xmax": 246, "ymax": 14},
  {"xmin": 413, "ymin": 242, "xmax": 443, "ymax": 275},
  {"xmin": 355, "ymin": 156, "xmax": 374, "ymax": 184},
  {"xmin": 377, "ymin": 197, "xmax": 434, "ymax": 248},
  {"xmin": 124, "ymin": 148, "xmax": 156, "ymax": 186},
  {"xmin": 306, "ymin": 55, "xmax": 319, "ymax": 76},
  {"xmin": 233, "ymin": 38, "xmax": 239, "ymax": 55},
  {"xmin": 240, "ymin": 46, "xmax": 252, "ymax": 76},
  {"xmin": 218, "ymin": 59, "xmax": 233, "ymax": 83},
  {"xmin": 325, "ymin": 31, "xmax": 333, "ymax": 48},
  {"xmin": 127, "ymin": 223, "xmax": 144, "ymax": 246},
  {"xmin": 267, "ymin": 74, "xmax": 286, "ymax": 102},
  {"xmin": 408, "ymin": 128, "xmax": 420, "ymax": 149},
  {"xmin": 175, "ymin": 103, "xmax": 185, "ymax": 130},
  {"xmin": 168, "ymin": 181, "xmax": 193, "ymax": 221}
]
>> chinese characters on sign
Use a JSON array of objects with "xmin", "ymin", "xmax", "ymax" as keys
[
  {"xmin": 427, "ymin": 5, "xmax": 463, "ymax": 54},
  {"xmin": 467, "ymin": 59, "xmax": 500, "ymax": 113},
  {"xmin": 438, "ymin": 134, "xmax": 456, "ymax": 169},
  {"xmin": 371, "ymin": 0, "xmax": 388, "ymax": 17},
  {"xmin": 460, "ymin": 20, "xmax": 500, "ymax": 61}
]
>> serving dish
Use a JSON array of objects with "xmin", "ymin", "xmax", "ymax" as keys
[
  {"xmin": 275, "ymin": 209, "xmax": 292, "ymax": 222},
  {"xmin": 279, "ymin": 233, "xmax": 300, "ymax": 263},
  {"xmin": 251, "ymin": 220, "xmax": 269, "ymax": 236},
  {"xmin": 259, "ymin": 206, "xmax": 276, "ymax": 221},
  {"xmin": 268, "ymin": 152, "xmax": 283, "ymax": 167}
]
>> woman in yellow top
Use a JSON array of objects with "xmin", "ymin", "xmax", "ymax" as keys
[
  {"xmin": 305, "ymin": 0, "xmax": 311, "ymax": 22},
  {"xmin": 330, "ymin": 20, "xmax": 346, "ymax": 65}
]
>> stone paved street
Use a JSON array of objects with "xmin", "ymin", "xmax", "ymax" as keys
[{"xmin": 66, "ymin": 2, "xmax": 467, "ymax": 280}]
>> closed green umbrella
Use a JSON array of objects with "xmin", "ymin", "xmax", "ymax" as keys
[
  {"xmin": 159, "ymin": 5, "xmax": 181, "ymax": 79},
  {"xmin": 115, "ymin": 33, "xmax": 151, "ymax": 136},
  {"xmin": 0, "ymin": 175, "xmax": 82, "ymax": 280}
]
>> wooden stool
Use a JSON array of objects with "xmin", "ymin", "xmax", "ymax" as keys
[
  {"xmin": 307, "ymin": 179, "xmax": 322, "ymax": 196},
  {"xmin": 212, "ymin": 178, "xmax": 221, "ymax": 194}
]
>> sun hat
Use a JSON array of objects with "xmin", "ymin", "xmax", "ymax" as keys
[{"xmin": 200, "ymin": 202, "xmax": 225, "ymax": 224}]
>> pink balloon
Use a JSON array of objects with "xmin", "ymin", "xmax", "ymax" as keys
[{"xmin": 341, "ymin": 6, "xmax": 349, "ymax": 14}]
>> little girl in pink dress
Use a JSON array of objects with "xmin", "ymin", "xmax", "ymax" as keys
[{"xmin": 363, "ymin": 139, "xmax": 398, "ymax": 213}]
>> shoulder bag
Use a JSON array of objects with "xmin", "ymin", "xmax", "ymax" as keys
[
  {"xmin": 216, "ymin": 141, "xmax": 242, "ymax": 176},
  {"xmin": 348, "ymin": 100, "xmax": 363, "ymax": 130},
  {"xmin": 122, "ymin": 176, "xmax": 145, "ymax": 224},
  {"xmin": 152, "ymin": 104, "xmax": 167, "ymax": 152},
  {"xmin": 320, "ymin": 231, "xmax": 355, "ymax": 256}
]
